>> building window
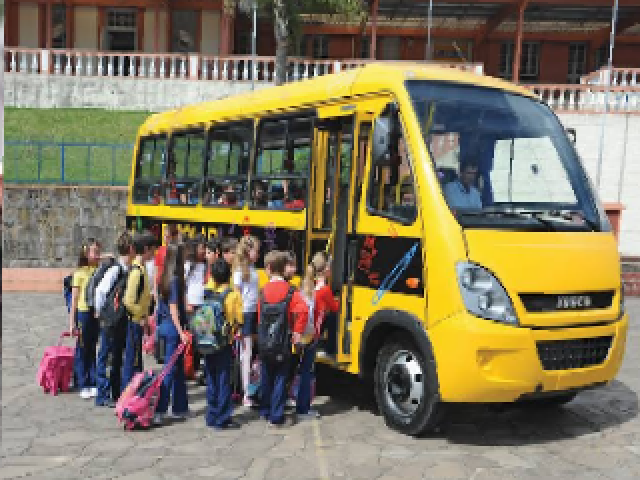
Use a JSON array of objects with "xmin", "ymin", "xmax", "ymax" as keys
[
  {"xmin": 171, "ymin": 10, "xmax": 197, "ymax": 53},
  {"xmin": 595, "ymin": 44, "xmax": 608, "ymax": 71},
  {"xmin": 499, "ymin": 42, "xmax": 539, "ymax": 82},
  {"xmin": 311, "ymin": 35, "xmax": 329, "ymax": 59},
  {"xmin": 360, "ymin": 36, "xmax": 370, "ymax": 59},
  {"xmin": 568, "ymin": 43, "xmax": 587, "ymax": 84},
  {"xmin": 51, "ymin": 5, "xmax": 66, "ymax": 48},
  {"xmin": 380, "ymin": 37, "xmax": 400, "ymax": 60},
  {"xmin": 107, "ymin": 10, "xmax": 136, "ymax": 29}
]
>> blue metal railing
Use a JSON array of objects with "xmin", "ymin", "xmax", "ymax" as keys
[{"xmin": 3, "ymin": 141, "xmax": 134, "ymax": 186}]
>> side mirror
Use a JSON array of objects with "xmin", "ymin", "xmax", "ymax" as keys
[{"xmin": 566, "ymin": 127, "xmax": 576, "ymax": 144}]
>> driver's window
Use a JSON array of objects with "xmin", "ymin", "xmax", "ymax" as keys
[{"xmin": 367, "ymin": 134, "xmax": 417, "ymax": 223}]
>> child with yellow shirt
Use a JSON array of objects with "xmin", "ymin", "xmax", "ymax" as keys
[
  {"xmin": 69, "ymin": 238, "xmax": 102, "ymax": 400},
  {"xmin": 202, "ymin": 258, "xmax": 244, "ymax": 429}
]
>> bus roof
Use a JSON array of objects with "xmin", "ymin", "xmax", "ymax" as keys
[{"xmin": 138, "ymin": 62, "xmax": 536, "ymax": 136}]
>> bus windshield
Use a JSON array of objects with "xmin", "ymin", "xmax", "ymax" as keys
[{"xmin": 406, "ymin": 80, "xmax": 607, "ymax": 232}]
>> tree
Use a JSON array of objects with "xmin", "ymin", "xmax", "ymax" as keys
[{"xmin": 255, "ymin": 0, "xmax": 365, "ymax": 85}]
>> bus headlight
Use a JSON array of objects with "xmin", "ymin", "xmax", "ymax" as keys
[{"xmin": 456, "ymin": 262, "xmax": 518, "ymax": 326}]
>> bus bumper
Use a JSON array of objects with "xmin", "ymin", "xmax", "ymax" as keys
[{"xmin": 430, "ymin": 312, "xmax": 629, "ymax": 403}]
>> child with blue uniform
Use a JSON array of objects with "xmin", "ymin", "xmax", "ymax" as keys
[
  {"xmin": 154, "ymin": 244, "xmax": 190, "ymax": 425},
  {"xmin": 203, "ymin": 258, "xmax": 244, "ymax": 429}
]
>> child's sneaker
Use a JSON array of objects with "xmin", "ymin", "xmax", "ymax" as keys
[
  {"xmin": 89, "ymin": 387, "xmax": 98, "ymax": 398},
  {"xmin": 297, "ymin": 409, "xmax": 320, "ymax": 421},
  {"xmin": 170, "ymin": 410, "xmax": 190, "ymax": 420},
  {"xmin": 79, "ymin": 388, "xmax": 93, "ymax": 400},
  {"xmin": 152, "ymin": 413, "xmax": 165, "ymax": 426},
  {"xmin": 286, "ymin": 398, "xmax": 296, "ymax": 408}
]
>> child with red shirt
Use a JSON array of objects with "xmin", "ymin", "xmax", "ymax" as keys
[
  {"xmin": 296, "ymin": 251, "xmax": 341, "ymax": 419},
  {"xmin": 258, "ymin": 251, "xmax": 309, "ymax": 428}
]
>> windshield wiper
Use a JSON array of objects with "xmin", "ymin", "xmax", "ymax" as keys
[
  {"xmin": 511, "ymin": 209, "xmax": 598, "ymax": 232},
  {"xmin": 456, "ymin": 209, "xmax": 555, "ymax": 230}
]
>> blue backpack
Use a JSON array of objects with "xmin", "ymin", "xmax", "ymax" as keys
[
  {"xmin": 190, "ymin": 288, "xmax": 232, "ymax": 355},
  {"xmin": 63, "ymin": 275, "xmax": 73, "ymax": 313}
]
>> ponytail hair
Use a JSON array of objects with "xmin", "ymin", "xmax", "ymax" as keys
[
  {"xmin": 233, "ymin": 235, "xmax": 259, "ymax": 282},
  {"xmin": 301, "ymin": 263, "xmax": 315, "ymax": 300}
]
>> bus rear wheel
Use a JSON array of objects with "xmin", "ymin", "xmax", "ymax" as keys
[{"xmin": 374, "ymin": 335, "xmax": 443, "ymax": 436}]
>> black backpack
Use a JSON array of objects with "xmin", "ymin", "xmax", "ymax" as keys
[
  {"xmin": 257, "ymin": 286, "xmax": 295, "ymax": 363},
  {"xmin": 85, "ymin": 257, "xmax": 116, "ymax": 310},
  {"xmin": 99, "ymin": 265, "xmax": 144, "ymax": 331}
]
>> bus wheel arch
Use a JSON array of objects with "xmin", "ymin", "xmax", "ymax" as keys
[{"xmin": 359, "ymin": 310, "xmax": 445, "ymax": 436}]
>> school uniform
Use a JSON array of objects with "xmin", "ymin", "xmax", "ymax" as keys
[
  {"xmin": 258, "ymin": 279, "xmax": 309, "ymax": 425},
  {"xmin": 156, "ymin": 277, "xmax": 189, "ymax": 416},
  {"xmin": 202, "ymin": 280, "xmax": 243, "ymax": 428},
  {"xmin": 121, "ymin": 259, "xmax": 152, "ymax": 393},
  {"xmin": 296, "ymin": 285, "xmax": 340, "ymax": 415},
  {"xmin": 94, "ymin": 261, "xmax": 129, "ymax": 406},
  {"xmin": 72, "ymin": 266, "xmax": 98, "ymax": 390}
]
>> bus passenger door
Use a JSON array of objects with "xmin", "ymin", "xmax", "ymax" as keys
[{"xmin": 309, "ymin": 113, "xmax": 355, "ymax": 364}]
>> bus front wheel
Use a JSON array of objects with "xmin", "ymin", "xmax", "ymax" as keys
[{"xmin": 374, "ymin": 335, "xmax": 443, "ymax": 436}]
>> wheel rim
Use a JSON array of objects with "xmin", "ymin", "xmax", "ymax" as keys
[{"xmin": 383, "ymin": 349, "xmax": 424, "ymax": 418}]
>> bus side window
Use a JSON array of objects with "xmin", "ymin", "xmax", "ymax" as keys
[
  {"xmin": 168, "ymin": 129, "xmax": 205, "ymax": 205},
  {"xmin": 133, "ymin": 135, "xmax": 166, "ymax": 205},
  {"xmin": 367, "ymin": 134, "xmax": 417, "ymax": 223},
  {"xmin": 252, "ymin": 115, "xmax": 312, "ymax": 210},
  {"xmin": 203, "ymin": 121, "xmax": 253, "ymax": 207}
]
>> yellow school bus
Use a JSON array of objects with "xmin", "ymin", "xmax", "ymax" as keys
[{"xmin": 127, "ymin": 63, "xmax": 628, "ymax": 435}]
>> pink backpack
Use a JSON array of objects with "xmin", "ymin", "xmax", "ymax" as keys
[
  {"xmin": 37, "ymin": 332, "xmax": 77, "ymax": 396},
  {"xmin": 116, "ymin": 342, "xmax": 185, "ymax": 430}
]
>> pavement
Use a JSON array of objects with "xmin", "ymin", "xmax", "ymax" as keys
[{"xmin": 2, "ymin": 293, "xmax": 639, "ymax": 480}]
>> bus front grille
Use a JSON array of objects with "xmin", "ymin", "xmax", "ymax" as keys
[{"xmin": 536, "ymin": 336, "xmax": 613, "ymax": 371}]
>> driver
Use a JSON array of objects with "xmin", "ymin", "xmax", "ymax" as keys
[{"xmin": 443, "ymin": 161, "xmax": 482, "ymax": 210}]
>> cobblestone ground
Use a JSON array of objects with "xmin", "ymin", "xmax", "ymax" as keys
[{"xmin": 2, "ymin": 293, "xmax": 639, "ymax": 480}]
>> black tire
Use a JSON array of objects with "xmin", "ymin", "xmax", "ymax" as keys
[
  {"xmin": 521, "ymin": 392, "xmax": 578, "ymax": 409},
  {"xmin": 373, "ymin": 334, "xmax": 444, "ymax": 436}
]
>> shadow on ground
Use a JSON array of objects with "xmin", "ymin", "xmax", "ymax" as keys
[{"xmin": 315, "ymin": 363, "xmax": 639, "ymax": 445}]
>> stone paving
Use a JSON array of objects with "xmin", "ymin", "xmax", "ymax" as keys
[{"xmin": 2, "ymin": 293, "xmax": 639, "ymax": 480}]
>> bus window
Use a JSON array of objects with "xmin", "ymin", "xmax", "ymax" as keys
[
  {"xmin": 133, "ymin": 135, "xmax": 166, "ymax": 205},
  {"xmin": 167, "ymin": 129, "xmax": 205, "ymax": 205},
  {"xmin": 367, "ymin": 134, "xmax": 417, "ymax": 223},
  {"xmin": 203, "ymin": 121, "xmax": 253, "ymax": 207},
  {"xmin": 253, "ymin": 115, "xmax": 312, "ymax": 210}
]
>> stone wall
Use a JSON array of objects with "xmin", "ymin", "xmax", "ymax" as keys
[
  {"xmin": 2, "ymin": 186, "xmax": 127, "ymax": 268},
  {"xmin": 3, "ymin": 73, "xmax": 266, "ymax": 111}
]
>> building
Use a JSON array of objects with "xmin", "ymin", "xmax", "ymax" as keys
[{"xmin": 4, "ymin": 0, "xmax": 640, "ymax": 85}]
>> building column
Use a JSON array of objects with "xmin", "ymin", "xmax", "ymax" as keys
[
  {"xmin": 66, "ymin": 2, "xmax": 74, "ymax": 49},
  {"xmin": 46, "ymin": 2, "xmax": 52, "ymax": 49},
  {"xmin": 220, "ymin": 0, "xmax": 235, "ymax": 55},
  {"xmin": 512, "ymin": 1, "xmax": 526, "ymax": 83},
  {"xmin": 154, "ymin": 6, "xmax": 160, "ymax": 52},
  {"xmin": 370, "ymin": 0, "xmax": 379, "ymax": 59}
]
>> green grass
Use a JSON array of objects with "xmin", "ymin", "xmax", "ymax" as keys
[{"xmin": 4, "ymin": 108, "xmax": 152, "ymax": 184}]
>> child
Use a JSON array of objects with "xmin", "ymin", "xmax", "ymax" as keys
[
  {"xmin": 185, "ymin": 234, "xmax": 207, "ymax": 316},
  {"xmin": 121, "ymin": 231, "xmax": 153, "ymax": 392},
  {"xmin": 232, "ymin": 236, "xmax": 260, "ymax": 407},
  {"xmin": 69, "ymin": 238, "xmax": 102, "ymax": 399},
  {"xmin": 94, "ymin": 231, "xmax": 135, "ymax": 407},
  {"xmin": 221, "ymin": 237, "xmax": 238, "ymax": 266},
  {"xmin": 284, "ymin": 251, "xmax": 297, "ymax": 283},
  {"xmin": 314, "ymin": 252, "xmax": 341, "ymax": 359},
  {"xmin": 203, "ymin": 258, "xmax": 244, "ymax": 429},
  {"xmin": 297, "ymin": 251, "xmax": 340, "ymax": 419},
  {"xmin": 154, "ymin": 244, "xmax": 190, "ymax": 424},
  {"xmin": 258, "ymin": 251, "xmax": 309, "ymax": 428},
  {"xmin": 204, "ymin": 237, "xmax": 222, "ymax": 285}
]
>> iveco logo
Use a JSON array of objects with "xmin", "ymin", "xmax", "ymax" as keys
[{"xmin": 557, "ymin": 295, "xmax": 592, "ymax": 309}]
